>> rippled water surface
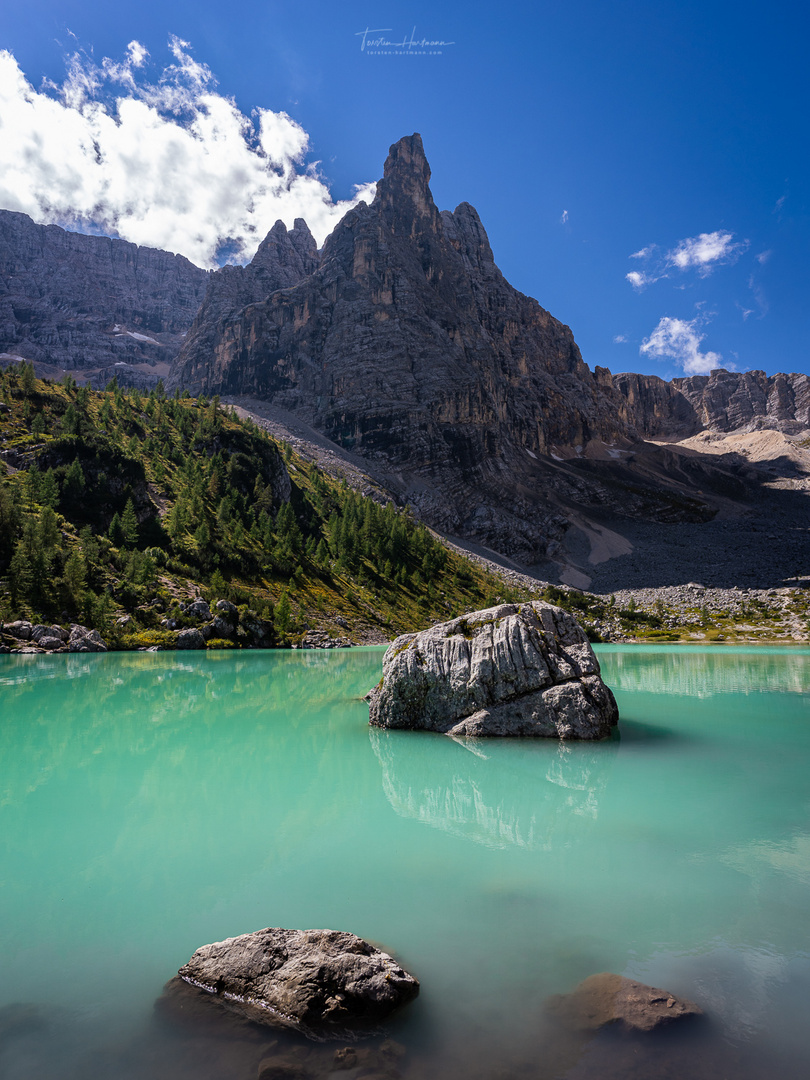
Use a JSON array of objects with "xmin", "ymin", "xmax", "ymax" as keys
[{"xmin": 1, "ymin": 645, "xmax": 809, "ymax": 1079}]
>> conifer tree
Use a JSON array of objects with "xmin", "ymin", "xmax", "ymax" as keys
[
  {"xmin": 276, "ymin": 590, "xmax": 291, "ymax": 635},
  {"xmin": 108, "ymin": 512, "xmax": 124, "ymax": 547},
  {"xmin": 39, "ymin": 469, "xmax": 59, "ymax": 509},
  {"xmin": 63, "ymin": 459, "xmax": 86, "ymax": 505},
  {"xmin": 20, "ymin": 362, "xmax": 36, "ymax": 396},
  {"xmin": 120, "ymin": 498, "xmax": 139, "ymax": 548},
  {"xmin": 62, "ymin": 549, "xmax": 87, "ymax": 602}
]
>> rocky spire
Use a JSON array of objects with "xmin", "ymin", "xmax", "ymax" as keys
[
  {"xmin": 250, "ymin": 218, "xmax": 318, "ymax": 285},
  {"xmin": 372, "ymin": 133, "xmax": 442, "ymax": 235}
]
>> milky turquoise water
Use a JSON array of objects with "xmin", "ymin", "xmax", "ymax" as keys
[{"xmin": 1, "ymin": 645, "xmax": 809, "ymax": 1079}]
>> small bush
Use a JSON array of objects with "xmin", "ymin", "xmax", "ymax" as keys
[
  {"xmin": 126, "ymin": 629, "xmax": 177, "ymax": 649},
  {"xmin": 206, "ymin": 637, "xmax": 239, "ymax": 649}
]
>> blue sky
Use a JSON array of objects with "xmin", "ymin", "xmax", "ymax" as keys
[{"xmin": 1, "ymin": 0, "xmax": 807, "ymax": 379}]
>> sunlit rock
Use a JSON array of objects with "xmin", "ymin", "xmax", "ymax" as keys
[
  {"xmin": 368, "ymin": 602, "xmax": 618, "ymax": 738},
  {"xmin": 177, "ymin": 927, "xmax": 419, "ymax": 1040}
]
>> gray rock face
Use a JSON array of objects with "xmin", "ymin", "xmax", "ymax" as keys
[
  {"xmin": 168, "ymin": 135, "xmax": 630, "ymax": 562},
  {"xmin": 168, "ymin": 135, "xmax": 810, "ymax": 566},
  {"xmin": 176, "ymin": 627, "xmax": 207, "ymax": 650},
  {"xmin": 546, "ymin": 973, "xmax": 702, "ymax": 1033},
  {"xmin": 0, "ymin": 209, "xmax": 207, "ymax": 383},
  {"xmin": 368, "ymin": 602, "xmax": 618, "ymax": 739},
  {"xmin": 67, "ymin": 625, "xmax": 107, "ymax": 652},
  {"xmin": 612, "ymin": 368, "xmax": 810, "ymax": 437},
  {"xmin": 178, "ymin": 927, "xmax": 419, "ymax": 1040},
  {"xmin": 185, "ymin": 598, "xmax": 212, "ymax": 621}
]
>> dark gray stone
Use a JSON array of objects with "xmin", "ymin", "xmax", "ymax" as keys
[
  {"xmin": 186, "ymin": 598, "xmax": 212, "ymax": 621},
  {"xmin": 176, "ymin": 627, "xmax": 207, "ymax": 650},
  {"xmin": 177, "ymin": 927, "xmax": 419, "ymax": 1040}
]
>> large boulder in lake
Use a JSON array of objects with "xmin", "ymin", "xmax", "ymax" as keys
[
  {"xmin": 546, "ymin": 973, "xmax": 703, "ymax": 1033},
  {"xmin": 177, "ymin": 927, "xmax": 419, "ymax": 1040},
  {"xmin": 368, "ymin": 602, "xmax": 618, "ymax": 738}
]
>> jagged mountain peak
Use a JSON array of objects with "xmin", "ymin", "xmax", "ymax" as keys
[
  {"xmin": 373, "ymin": 132, "xmax": 440, "ymax": 234},
  {"xmin": 251, "ymin": 216, "xmax": 317, "ymax": 277}
]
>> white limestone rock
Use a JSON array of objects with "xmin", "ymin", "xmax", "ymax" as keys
[{"xmin": 368, "ymin": 602, "xmax": 618, "ymax": 739}]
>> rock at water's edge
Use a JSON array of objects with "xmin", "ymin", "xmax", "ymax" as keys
[
  {"xmin": 368, "ymin": 602, "xmax": 618, "ymax": 739},
  {"xmin": 177, "ymin": 927, "xmax": 419, "ymax": 1040},
  {"xmin": 546, "ymin": 973, "xmax": 703, "ymax": 1033}
]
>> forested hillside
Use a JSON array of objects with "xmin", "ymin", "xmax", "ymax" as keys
[{"xmin": 0, "ymin": 363, "xmax": 530, "ymax": 649}]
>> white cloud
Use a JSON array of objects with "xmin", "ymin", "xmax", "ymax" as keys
[
  {"xmin": 613, "ymin": 334, "xmax": 628, "ymax": 343},
  {"xmin": 625, "ymin": 230, "xmax": 746, "ymax": 289},
  {"xmin": 640, "ymin": 316, "xmax": 729, "ymax": 375},
  {"xmin": 756, "ymin": 249, "xmax": 771, "ymax": 265},
  {"xmin": 126, "ymin": 41, "xmax": 149, "ymax": 68},
  {"xmin": 0, "ymin": 40, "xmax": 376, "ymax": 268},
  {"xmin": 668, "ymin": 230, "xmax": 745, "ymax": 274},
  {"xmin": 626, "ymin": 270, "xmax": 656, "ymax": 290},
  {"xmin": 560, "ymin": 209, "xmax": 568, "ymax": 224}
]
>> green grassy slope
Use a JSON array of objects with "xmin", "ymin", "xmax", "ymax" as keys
[{"xmin": 0, "ymin": 364, "xmax": 535, "ymax": 648}]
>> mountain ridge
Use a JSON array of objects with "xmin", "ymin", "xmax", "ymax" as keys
[
  {"xmin": 165, "ymin": 134, "xmax": 810, "ymax": 577},
  {"xmin": 1, "ymin": 136, "xmax": 808, "ymax": 587},
  {"xmin": 0, "ymin": 208, "xmax": 208, "ymax": 386}
]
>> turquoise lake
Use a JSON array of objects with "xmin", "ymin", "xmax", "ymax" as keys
[{"xmin": 1, "ymin": 645, "xmax": 809, "ymax": 1079}]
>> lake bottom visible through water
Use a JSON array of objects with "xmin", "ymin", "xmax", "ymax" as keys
[{"xmin": 1, "ymin": 644, "xmax": 809, "ymax": 1079}]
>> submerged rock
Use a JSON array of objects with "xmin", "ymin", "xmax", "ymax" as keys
[
  {"xmin": 368, "ymin": 602, "xmax": 618, "ymax": 738},
  {"xmin": 547, "ymin": 973, "xmax": 703, "ymax": 1033},
  {"xmin": 177, "ymin": 927, "xmax": 419, "ymax": 1040}
]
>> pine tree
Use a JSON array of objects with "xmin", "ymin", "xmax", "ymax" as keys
[
  {"xmin": 9, "ymin": 537, "xmax": 34, "ymax": 606},
  {"xmin": 62, "ymin": 549, "xmax": 87, "ymax": 601},
  {"xmin": 39, "ymin": 469, "xmax": 59, "ymax": 509},
  {"xmin": 108, "ymin": 512, "xmax": 124, "ymax": 547},
  {"xmin": 276, "ymin": 590, "xmax": 291, "ymax": 635},
  {"xmin": 63, "ymin": 459, "xmax": 86, "ymax": 505},
  {"xmin": 25, "ymin": 464, "xmax": 41, "ymax": 507},
  {"xmin": 62, "ymin": 404, "xmax": 79, "ymax": 436},
  {"xmin": 37, "ymin": 506, "xmax": 60, "ymax": 551},
  {"xmin": 120, "ymin": 498, "xmax": 139, "ymax": 548},
  {"xmin": 20, "ymin": 361, "xmax": 36, "ymax": 396}
]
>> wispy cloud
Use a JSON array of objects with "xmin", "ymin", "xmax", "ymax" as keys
[
  {"xmin": 625, "ymin": 230, "xmax": 747, "ymax": 290},
  {"xmin": 560, "ymin": 209, "xmax": 568, "ymax": 224},
  {"xmin": 613, "ymin": 334, "xmax": 628, "ymax": 343},
  {"xmin": 756, "ymin": 249, "xmax": 772, "ymax": 265},
  {"xmin": 668, "ymin": 231, "xmax": 744, "ymax": 274},
  {"xmin": 626, "ymin": 269, "xmax": 659, "ymax": 290},
  {"xmin": 0, "ymin": 39, "xmax": 376, "ymax": 267},
  {"xmin": 747, "ymin": 274, "xmax": 769, "ymax": 318},
  {"xmin": 640, "ymin": 316, "xmax": 729, "ymax": 375}
]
